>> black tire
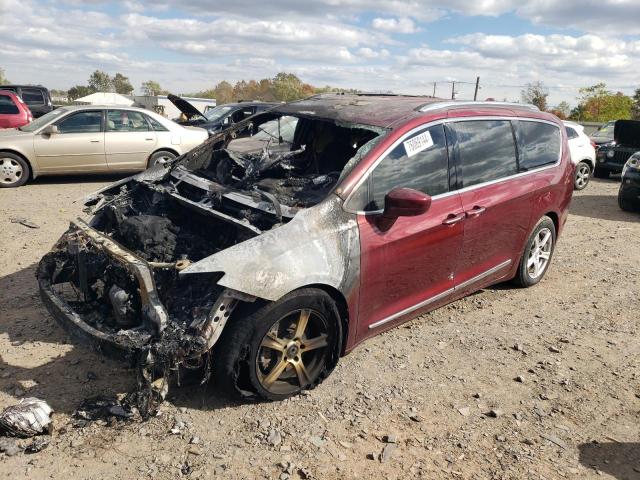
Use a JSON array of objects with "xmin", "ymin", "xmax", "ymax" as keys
[
  {"xmin": 147, "ymin": 150, "xmax": 177, "ymax": 168},
  {"xmin": 0, "ymin": 152, "xmax": 30, "ymax": 188},
  {"xmin": 213, "ymin": 288, "xmax": 342, "ymax": 401},
  {"xmin": 618, "ymin": 189, "xmax": 636, "ymax": 212},
  {"xmin": 574, "ymin": 161, "xmax": 591, "ymax": 190},
  {"xmin": 513, "ymin": 216, "xmax": 556, "ymax": 288},
  {"xmin": 593, "ymin": 167, "xmax": 609, "ymax": 179}
]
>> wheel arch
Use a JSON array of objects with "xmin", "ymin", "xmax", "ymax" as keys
[
  {"xmin": 543, "ymin": 210, "xmax": 559, "ymax": 234},
  {"xmin": 301, "ymin": 283, "xmax": 350, "ymax": 356},
  {"xmin": 147, "ymin": 147, "xmax": 180, "ymax": 166},
  {"xmin": 0, "ymin": 149, "xmax": 34, "ymax": 179}
]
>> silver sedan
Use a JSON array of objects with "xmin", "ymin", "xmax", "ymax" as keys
[{"xmin": 0, "ymin": 105, "xmax": 208, "ymax": 187}]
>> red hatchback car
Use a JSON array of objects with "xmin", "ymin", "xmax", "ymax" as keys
[
  {"xmin": 38, "ymin": 95, "xmax": 573, "ymax": 402},
  {"xmin": 0, "ymin": 90, "xmax": 33, "ymax": 129}
]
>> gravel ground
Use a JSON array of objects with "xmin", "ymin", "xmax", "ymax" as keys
[{"xmin": 0, "ymin": 174, "xmax": 638, "ymax": 479}]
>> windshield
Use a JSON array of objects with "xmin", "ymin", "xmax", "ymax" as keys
[
  {"xmin": 594, "ymin": 122, "xmax": 615, "ymax": 136},
  {"xmin": 204, "ymin": 105, "xmax": 233, "ymax": 122},
  {"xmin": 20, "ymin": 108, "xmax": 68, "ymax": 132},
  {"xmin": 253, "ymin": 116, "xmax": 298, "ymax": 143}
]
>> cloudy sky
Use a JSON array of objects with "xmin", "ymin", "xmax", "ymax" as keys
[{"xmin": 2, "ymin": 0, "xmax": 640, "ymax": 106}]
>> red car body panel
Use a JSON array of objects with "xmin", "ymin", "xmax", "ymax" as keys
[
  {"xmin": 340, "ymin": 105, "xmax": 573, "ymax": 354},
  {"xmin": 0, "ymin": 90, "xmax": 33, "ymax": 129}
]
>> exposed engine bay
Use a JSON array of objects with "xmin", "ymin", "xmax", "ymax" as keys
[{"xmin": 37, "ymin": 108, "xmax": 384, "ymax": 414}]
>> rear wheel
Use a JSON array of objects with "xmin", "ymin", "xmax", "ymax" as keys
[
  {"xmin": 148, "ymin": 150, "xmax": 177, "ymax": 168},
  {"xmin": 574, "ymin": 161, "xmax": 591, "ymax": 190},
  {"xmin": 593, "ymin": 166, "xmax": 609, "ymax": 179},
  {"xmin": 513, "ymin": 216, "xmax": 556, "ymax": 288},
  {"xmin": 213, "ymin": 289, "xmax": 342, "ymax": 401},
  {"xmin": 0, "ymin": 153, "xmax": 29, "ymax": 188}
]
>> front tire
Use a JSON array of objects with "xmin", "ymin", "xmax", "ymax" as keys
[
  {"xmin": 0, "ymin": 153, "xmax": 30, "ymax": 188},
  {"xmin": 513, "ymin": 216, "xmax": 556, "ymax": 288},
  {"xmin": 618, "ymin": 188, "xmax": 636, "ymax": 212},
  {"xmin": 593, "ymin": 166, "xmax": 609, "ymax": 179},
  {"xmin": 574, "ymin": 161, "xmax": 591, "ymax": 190},
  {"xmin": 213, "ymin": 289, "xmax": 342, "ymax": 401}
]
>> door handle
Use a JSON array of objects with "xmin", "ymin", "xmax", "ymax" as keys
[
  {"xmin": 145, "ymin": 138, "xmax": 154, "ymax": 141},
  {"xmin": 442, "ymin": 213, "xmax": 465, "ymax": 225},
  {"xmin": 466, "ymin": 206, "xmax": 486, "ymax": 217},
  {"xmin": 90, "ymin": 140, "xmax": 100, "ymax": 143}
]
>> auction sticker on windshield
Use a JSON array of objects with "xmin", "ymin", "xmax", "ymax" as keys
[{"xmin": 404, "ymin": 130, "xmax": 434, "ymax": 157}]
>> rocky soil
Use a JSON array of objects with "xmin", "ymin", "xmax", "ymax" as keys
[{"xmin": 0, "ymin": 174, "xmax": 638, "ymax": 479}]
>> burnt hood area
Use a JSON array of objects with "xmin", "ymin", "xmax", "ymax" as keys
[{"xmin": 614, "ymin": 120, "xmax": 640, "ymax": 148}]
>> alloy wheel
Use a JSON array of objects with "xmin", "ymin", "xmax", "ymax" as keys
[
  {"xmin": 0, "ymin": 157, "xmax": 23, "ymax": 185},
  {"xmin": 527, "ymin": 227, "xmax": 553, "ymax": 279},
  {"xmin": 255, "ymin": 308, "xmax": 330, "ymax": 395},
  {"xmin": 575, "ymin": 163, "xmax": 590, "ymax": 189}
]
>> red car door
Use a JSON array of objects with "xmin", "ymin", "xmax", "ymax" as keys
[
  {"xmin": 348, "ymin": 123, "xmax": 465, "ymax": 339},
  {"xmin": 447, "ymin": 119, "xmax": 532, "ymax": 291}
]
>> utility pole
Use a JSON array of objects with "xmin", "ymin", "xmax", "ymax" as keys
[
  {"xmin": 474, "ymin": 76, "xmax": 480, "ymax": 101},
  {"xmin": 451, "ymin": 81, "xmax": 455, "ymax": 100},
  {"xmin": 433, "ymin": 82, "xmax": 436, "ymax": 97}
]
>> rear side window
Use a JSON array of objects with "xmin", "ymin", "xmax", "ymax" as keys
[
  {"xmin": 107, "ymin": 110, "xmax": 150, "ymax": 132},
  {"xmin": 517, "ymin": 121, "xmax": 561, "ymax": 171},
  {"xmin": 21, "ymin": 88, "xmax": 45, "ymax": 105},
  {"xmin": 0, "ymin": 94, "xmax": 19, "ymax": 114},
  {"xmin": 145, "ymin": 115, "xmax": 169, "ymax": 132},
  {"xmin": 449, "ymin": 120, "xmax": 518, "ymax": 188},
  {"xmin": 350, "ymin": 124, "xmax": 450, "ymax": 211},
  {"xmin": 565, "ymin": 126, "xmax": 579, "ymax": 140}
]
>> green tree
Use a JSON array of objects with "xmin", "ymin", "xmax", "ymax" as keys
[
  {"xmin": 141, "ymin": 80, "xmax": 168, "ymax": 96},
  {"xmin": 67, "ymin": 85, "xmax": 94, "ymax": 100},
  {"xmin": 272, "ymin": 72, "xmax": 304, "ymax": 102},
  {"xmin": 576, "ymin": 83, "xmax": 632, "ymax": 122},
  {"xmin": 632, "ymin": 88, "xmax": 640, "ymax": 120},
  {"xmin": 88, "ymin": 70, "xmax": 113, "ymax": 92},
  {"xmin": 0, "ymin": 67, "xmax": 8, "ymax": 84},
  {"xmin": 113, "ymin": 73, "xmax": 134, "ymax": 95},
  {"xmin": 521, "ymin": 81, "xmax": 549, "ymax": 111}
]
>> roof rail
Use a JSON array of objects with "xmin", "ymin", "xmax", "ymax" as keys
[{"xmin": 419, "ymin": 101, "xmax": 539, "ymax": 112}]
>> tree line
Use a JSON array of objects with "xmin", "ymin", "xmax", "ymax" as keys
[
  {"xmin": 59, "ymin": 70, "xmax": 355, "ymax": 103},
  {"xmin": 522, "ymin": 81, "xmax": 640, "ymax": 122}
]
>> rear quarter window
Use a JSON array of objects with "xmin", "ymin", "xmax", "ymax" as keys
[
  {"xmin": 516, "ymin": 121, "xmax": 561, "ymax": 171},
  {"xmin": 448, "ymin": 120, "xmax": 518, "ymax": 188},
  {"xmin": 0, "ymin": 94, "xmax": 19, "ymax": 114},
  {"xmin": 21, "ymin": 88, "xmax": 45, "ymax": 105}
]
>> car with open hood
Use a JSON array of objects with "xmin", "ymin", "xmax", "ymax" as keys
[
  {"xmin": 168, "ymin": 94, "xmax": 276, "ymax": 137},
  {"xmin": 590, "ymin": 120, "xmax": 615, "ymax": 147},
  {"xmin": 37, "ymin": 94, "xmax": 573, "ymax": 405},
  {"xmin": 594, "ymin": 120, "xmax": 640, "ymax": 178}
]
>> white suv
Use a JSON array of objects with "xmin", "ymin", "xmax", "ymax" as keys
[{"xmin": 564, "ymin": 121, "xmax": 596, "ymax": 190}]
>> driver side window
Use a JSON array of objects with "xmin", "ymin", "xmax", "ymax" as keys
[
  {"xmin": 350, "ymin": 124, "xmax": 450, "ymax": 212},
  {"xmin": 56, "ymin": 111, "xmax": 103, "ymax": 134}
]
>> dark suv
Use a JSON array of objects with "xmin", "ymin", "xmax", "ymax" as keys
[
  {"xmin": 168, "ymin": 94, "xmax": 276, "ymax": 136},
  {"xmin": 594, "ymin": 120, "xmax": 640, "ymax": 178},
  {"xmin": 0, "ymin": 85, "xmax": 53, "ymax": 118}
]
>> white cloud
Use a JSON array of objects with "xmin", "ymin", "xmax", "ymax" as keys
[{"xmin": 372, "ymin": 17, "xmax": 419, "ymax": 34}]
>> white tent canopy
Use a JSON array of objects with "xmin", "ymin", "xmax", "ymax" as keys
[{"xmin": 73, "ymin": 92, "xmax": 134, "ymax": 106}]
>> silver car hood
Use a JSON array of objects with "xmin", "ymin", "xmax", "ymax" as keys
[{"xmin": 0, "ymin": 128, "xmax": 33, "ymax": 139}]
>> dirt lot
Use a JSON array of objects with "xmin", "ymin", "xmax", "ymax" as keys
[{"xmin": 0, "ymin": 175, "xmax": 638, "ymax": 479}]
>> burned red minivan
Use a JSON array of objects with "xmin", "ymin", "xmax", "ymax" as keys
[{"xmin": 38, "ymin": 95, "xmax": 573, "ymax": 402}]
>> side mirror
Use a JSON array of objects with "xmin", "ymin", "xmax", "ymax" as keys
[
  {"xmin": 377, "ymin": 187, "xmax": 431, "ymax": 231},
  {"xmin": 42, "ymin": 125, "xmax": 59, "ymax": 135}
]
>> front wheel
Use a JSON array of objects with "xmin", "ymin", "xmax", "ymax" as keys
[
  {"xmin": 574, "ymin": 161, "xmax": 591, "ymax": 190},
  {"xmin": 213, "ymin": 289, "xmax": 342, "ymax": 401},
  {"xmin": 0, "ymin": 153, "xmax": 30, "ymax": 188},
  {"xmin": 513, "ymin": 216, "xmax": 556, "ymax": 288},
  {"xmin": 618, "ymin": 188, "xmax": 636, "ymax": 212}
]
